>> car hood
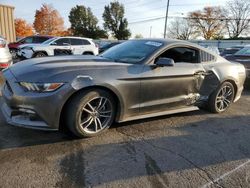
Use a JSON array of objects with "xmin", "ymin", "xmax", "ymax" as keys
[
  {"xmin": 18, "ymin": 43, "xmax": 42, "ymax": 49},
  {"xmin": 8, "ymin": 42, "xmax": 19, "ymax": 48},
  {"xmin": 8, "ymin": 55, "xmax": 130, "ymax": 82}
]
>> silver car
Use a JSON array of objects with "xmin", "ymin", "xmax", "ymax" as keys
[
  {"xmin": 0, "ymin": 39, "xmax": 246, "ymax": 137},
  {"xmin": 0, "ymin": 36, "xmax": 12, "ymax": 71}
]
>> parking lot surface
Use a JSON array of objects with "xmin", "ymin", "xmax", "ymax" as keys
[{"xmin": 0, "ymin": 73, "xmax": 250, "ymax": 187}]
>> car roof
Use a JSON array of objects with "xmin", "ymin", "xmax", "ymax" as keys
[
  {"xmin": 132, "ymin": 38, "xmax": 212, "ymax": 51},
  {"xmin": 131, "ymin": 38, "xmax": 206, "ymax": 48},
  {"xmin": 25, "ymin": 35, "xmax": 53, "ymax": 38},
  {"xmin": 57, "ymin": 36, "xmax": 93, "ymax": 40},
  {"xmin": 129, "ymin": 38, "xmax": 220, "ymax": 57}
]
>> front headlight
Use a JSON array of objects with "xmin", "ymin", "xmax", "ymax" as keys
[{"xmin": 19, "ymin": 82, "xmax": 64, "ymax": 92}]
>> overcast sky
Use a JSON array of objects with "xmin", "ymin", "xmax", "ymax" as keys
[{"xmin": 1, "ymin": 0, "xmax": 229, "ymax": 38}]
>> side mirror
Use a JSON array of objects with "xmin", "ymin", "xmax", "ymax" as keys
[{"xmin": 155, "ymin": 57, "xmax": 174, "ymax": 67}]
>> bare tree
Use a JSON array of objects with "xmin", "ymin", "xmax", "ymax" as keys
[
  {"xmin": 167, "ymin": 18, "xmax": 194, "ymax": 40},
  {"xmin": 188, "ymin": 6, "xmax": 226, "ymax": 40},
  {"xmin": 224, "ymin": 0, "xmax": 250, "ymax": 38}
]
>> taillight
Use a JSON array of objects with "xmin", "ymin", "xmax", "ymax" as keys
[
  {"xmin": 0, "ymin": 39, "xmax": 6, "ymax": 48},
  {"xmin": 95, "ymin": 43, "xmax": 99, "ymax": 48},
  {"xmin": 0, "ymin": 63, "xmax": 9, "ymax": 68}
]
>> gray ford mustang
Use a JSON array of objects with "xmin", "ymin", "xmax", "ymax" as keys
[{"xmin": 0, "ymin": 39, "xmax": 246, "ymax": 137}]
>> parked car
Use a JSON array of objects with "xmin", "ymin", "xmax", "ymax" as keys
[
  {"xmin": 1, "ymin": 39, "xmax": 246, "ymax": 137},
  {"xmin": 8, "ymin": 35, "xmax": 53, "ymax": 58},
  {"xmin": 0, "ymin": 36, "xmax": 12, "ymax": 70},
  {"xmin": 99, "ymin": 41, "xmax": 122, "ymax": 53},
  {"xmin": 17, "ymin": 37, "xmax": 99, "ymax": 59},
  {"xmin": 220, "ymin": 45, "xmax": 245, "ymax": 57},
  {"xmin": 225, "ymin": 46, "xmax": 250, "ymax": 78}
]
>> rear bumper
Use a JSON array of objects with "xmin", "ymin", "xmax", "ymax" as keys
[
  {"xmin": 234, "ymin": 84, "xmax": 244, "ymax": 102},
  {"xmin": 0, "ymin": 57, "xmax": 13, "ymax": 70},
  {"xmin": 234, "ymin": 70, "xmax": 246, "ymax": 102}
]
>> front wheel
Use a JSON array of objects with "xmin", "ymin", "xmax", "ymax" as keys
[
  {"xmin": 66, "ymin": 89, "xmax": 116, "ymax": 138},
  {"xmin": 34, "ymin": 52, "xmax": 47, "ymax": 58},
  {"xmin": 208, "ymin": 82, "xmax": 235, "ymax": 113},
  {"xmin": 9, "ymin": 48, "xmax": 17, "ymax": 59}
]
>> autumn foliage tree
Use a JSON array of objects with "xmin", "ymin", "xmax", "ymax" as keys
[
  {"xmin": 33, "ymin": 4, "xmax": 65, "ymax": 36},
  {"xmin": 15, "ymin": 18, "xmax": 34, "ymax": 37},
  {"xmin": 189, "ymin": 7, "xmax": 226, "ymax": 40}
]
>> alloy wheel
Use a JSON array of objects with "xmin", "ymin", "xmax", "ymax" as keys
[
  {"xmin": 215, "ymin": 85, "xmax": 233, "ymax": 112},
  {"xmin": 79, "ymin": 97, "xmax": 113, "ymax": 134}
]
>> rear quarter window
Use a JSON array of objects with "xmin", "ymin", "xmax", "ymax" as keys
[
  {"xmin": 201, "ymin": 50, "xmax": 216, "ymax": 63},
  {"xmin": 70, "ymin": 38, "xmax": 83, "ymax": 45},
  {"xmin": 82, "ymin": 39, "xmax": 91, "ymax": 45},
  {"xmin": 33, "ymin": 37, "xmax": 51, "ymax": 43}
]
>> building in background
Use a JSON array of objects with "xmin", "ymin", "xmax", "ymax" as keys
[{"xmin": 0, "ymin": 4, "xmax": 16, "ymax": 42}]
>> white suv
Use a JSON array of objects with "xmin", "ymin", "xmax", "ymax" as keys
[{"xmin": 18, "ymin": 37, "xmax": 99, "ymax": 59}]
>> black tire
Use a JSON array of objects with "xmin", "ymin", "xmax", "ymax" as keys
[
  {"xmin": 66, "ymin": 89, "xmax": 116, "ymax": 138},
  {"xmin": 82, "ymin": 52, "xmax": 93, "ymax": 55},
  {"xmin": 208, "ymin": 82, "xmax": 235, "ymax": 113},
  {"xmin": 9, "ymin": 48, "xmax": 17, "ymax": 59},
  {"xmin": 34, "ymin": 52, "xmax": 47, "ymax": 58}
]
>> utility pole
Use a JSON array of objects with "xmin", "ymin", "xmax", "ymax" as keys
[
  {"xmin": 149, "ymin": 26, "xmax": 152, "ymax": 38},
  {"xmin": 163, "ymin": 0, "xmax": 170, "ymax": 38}
]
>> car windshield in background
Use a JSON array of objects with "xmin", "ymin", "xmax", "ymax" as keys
[
  {"xmin": 42, "ymin": 37, "xmax": 57, "ymax": 44},
  {"xmin": 235, "ymin": 47, "xmax": 250, "ymax": 56},
  {"xmin": 101, "ymin": 40, "xmax": 163, "ymax": 64}
]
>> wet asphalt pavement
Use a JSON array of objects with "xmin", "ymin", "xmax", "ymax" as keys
[{"xmin": 1, "ymin": 73, "xmax": 250, "ymax": 188}]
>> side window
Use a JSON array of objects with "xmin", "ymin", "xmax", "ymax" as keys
[
  {"xmin": 70, "ymin": 38, "xmax": 83, "ymax": 45},
  {"xmin": 34, "ymin": 37, "xmax": 50, "ymax": 43},
  {"xmin": 200, "ymin": 50, "xmax": 216, "ymax": 63},
  {"xmin": 82, "ymin": 39, "xmax": 91, "ymax": 45},
  {"xmin": 54, "ymin": 38, "xmax": 70, "ymax": 46},
  {"xmin": 159, "ymin": 47, "xmax": 200, "ymax": 63}
]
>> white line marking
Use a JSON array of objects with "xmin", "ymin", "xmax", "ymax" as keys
[{"xmin": 201, "ymin": 159, "xmax": 250, "ymax": 188}]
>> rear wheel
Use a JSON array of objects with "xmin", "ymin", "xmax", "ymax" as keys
[
  {"xmin": 208, "ymin": 82, "xmax": 235, "ymax": 113},
  {"xmin": 66, "ymin": 89, "xmax": 116, "ymax": 137}
]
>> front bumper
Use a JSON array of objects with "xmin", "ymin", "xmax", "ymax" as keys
[
  {"xmin": 1, "ymin": 69, "xmax": 73, "ymax": 130},
  {"xmin": 17, "ymin": 49, "xmax": 33, "ymax": 59}
]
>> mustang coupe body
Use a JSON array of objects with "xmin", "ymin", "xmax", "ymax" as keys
[{"xmin": 1, "ymin": 39, "xmax": 246, "ymax": 137}]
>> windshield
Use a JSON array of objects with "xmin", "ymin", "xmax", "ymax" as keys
[
  {"xmin": 235, "ymin": 47, "xmax": 250, "ymax": 56},
  {"xmin": 100, "ymin": 40, "xmax": 163, "ymax": 64},
  {"xmin": 101, "ymin": 43, "xmax": 113, "ymax": 48},
  {"xmin": 42, "ymin": 37, "xmax": 57, "ymax": 44}
]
